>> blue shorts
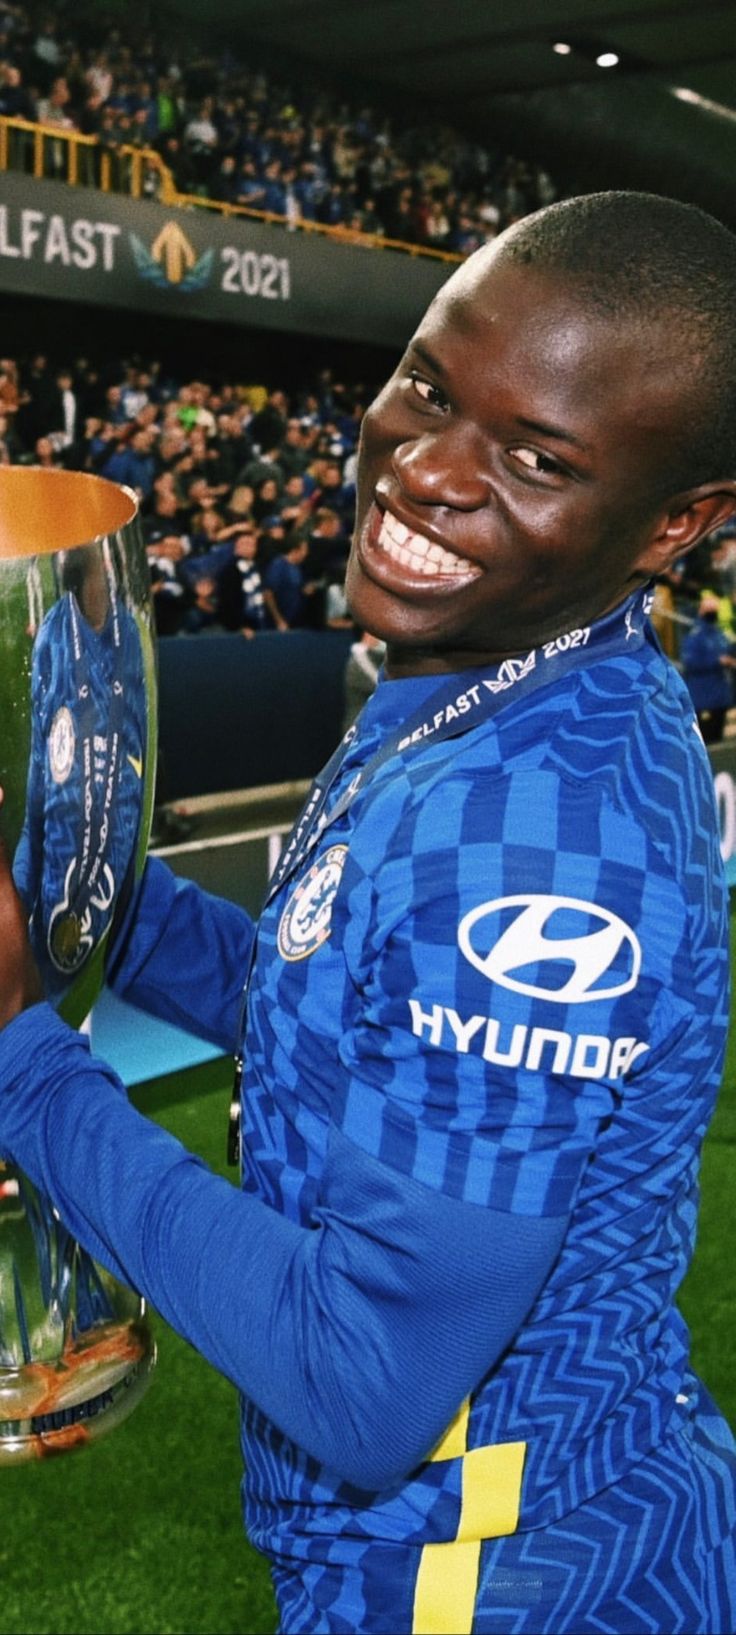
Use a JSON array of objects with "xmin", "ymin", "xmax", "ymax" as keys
[{"xmin": 267, "ymin": 1396, "xmax": 736, "ymax": 1634}]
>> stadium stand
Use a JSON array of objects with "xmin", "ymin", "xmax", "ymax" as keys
[{"xmin": 0, "ymin": 0, "xmax": 558, "ymax": 256}]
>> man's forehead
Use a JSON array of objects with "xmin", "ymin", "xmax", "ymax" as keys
[
  {"xmin": 413, "ymin": 260, "xmax": 688, "ymax": 403},
  {"xmin": 421, "ymin": 256, "xmax": 613, "ymax": 347}
]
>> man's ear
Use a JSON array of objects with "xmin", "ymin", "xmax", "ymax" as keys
[{"xmin": 636, "ymin": 483, "xmax": 736, "ymax": 576}]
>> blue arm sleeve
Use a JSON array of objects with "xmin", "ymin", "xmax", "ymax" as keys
[
  {"xmin": 108, "ymin": 856, "xmax": 255, "ymax": 1055},
  {"xmin": 0, "ymin": 1005, "xmax": 565, "ymax": 1491}
]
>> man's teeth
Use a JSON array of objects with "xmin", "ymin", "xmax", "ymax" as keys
[{"xmin": 378, "ymin": 510, "xmax": 478, "ymax": 575}]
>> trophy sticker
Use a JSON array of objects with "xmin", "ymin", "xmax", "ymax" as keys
[{"xmin": 48, "ymin": 706, "xmax": 76, "ymax": 785}]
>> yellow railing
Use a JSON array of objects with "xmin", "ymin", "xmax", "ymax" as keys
[
  {"xmin": 0, "ymin": 115, "xmax": 175, "ymax": 202},
  {"xmin": 0, "ymin": 115, "xmax": 463, "ymax": 264}
]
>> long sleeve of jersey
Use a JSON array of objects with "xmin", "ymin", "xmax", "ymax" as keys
[
  {"xmin": 106, "ymin": 856, "xmax": 255, "ymax": 1054},
  {"xmin": 0, "ymin": 1001, "xmax": 564, "ymax": 1491}
]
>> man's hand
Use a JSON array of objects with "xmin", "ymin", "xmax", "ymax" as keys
[{"xmin": 0, "ymin": 797, "xmax": 43, "ymax": 1026}]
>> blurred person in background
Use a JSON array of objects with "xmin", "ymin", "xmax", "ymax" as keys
[
  {"xmin": 218, "ymin": 524, "xmax": 268, "ymax": 638},
  {"xmin": 342, "ymin": 628, "xmax": 385, "ymax": 727},
  {"xmin": 681, "ymin": 590, "xmax": 736, "ymax": 743},
  {"xmin": 262, "ymin": 534, "xmax": 311, "ymax": 631}
]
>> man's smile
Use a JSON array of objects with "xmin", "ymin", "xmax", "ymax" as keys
[{"xmin": 357, "ymin": 501, "xmax": 483, "ymax": 596}]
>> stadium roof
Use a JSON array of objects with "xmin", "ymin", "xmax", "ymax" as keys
[{"xmin": 191, "ymin": 0, "xmax": 736, "ymax": 224}]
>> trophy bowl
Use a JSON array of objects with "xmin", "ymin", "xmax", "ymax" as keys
[{"xmin": 0, "ymin": 467, "xmax": 158, "ymax": 1460}]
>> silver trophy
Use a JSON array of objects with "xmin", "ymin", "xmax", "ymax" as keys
[{"xmin": 0, "ymin": 468, "xmax": 157, "ymax": 1460}]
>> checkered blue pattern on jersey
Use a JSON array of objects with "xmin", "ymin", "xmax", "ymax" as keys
[{"xmin": 239, "ymin": 628, "xmax": 732, "ymax": 1576}]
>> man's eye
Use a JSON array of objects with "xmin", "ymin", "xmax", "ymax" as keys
[
  {"xmin": 409, "ymin": 373, "xmax": 448, "ymax": 411},
  {"xmin": 509, "ymin": 446, "xmax": 565, "ymax": 476}
]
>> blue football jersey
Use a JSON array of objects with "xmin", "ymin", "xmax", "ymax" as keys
[{"xmin": 239, "ymin": 619, "xmax": 731, "ymax": 1573}]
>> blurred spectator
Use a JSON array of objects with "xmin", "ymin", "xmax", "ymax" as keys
[
  {"xmin": 227, "ymin": 483, "xmax": 256, "ymax": 522},
  {"xmin": 0, "ymin": 63, "xmax": 35, "ymax": 120},
  {"xmin": 256, "ymin": 515, "xmax": 288, "ymax": 569},
  {"xmin": 249, "ymin": 389, "xmax": 289, "ymax": 453},
  {"xmin": 681, "ymin": 593, "xmax": 736, "ymax": 744},
  {"xmin": 218, "ymin": 525, "xmax": 267, "ymax": 637},
  {"xmin": 280, "ymin": 473, "xmax": 310, "ymax": 533},
  {"xmin": 53, "ymin": 368, "xmax": 79, "ymax": 450},
  {"xmin": 147, "ymin": 535, "xmax": 190, "ymax": 637},
  {"xmin": 16, "ymin": 353, "xmax": 60, "ymax": 448},
  {"xmin": 342, "ymin": 632, "xmax": 385, "ymax": 730},
  {"xmin": 707, "ymin": 533, "xmax": 736, "ymax": 601},
  {"xmin": 34, "ymin": 434, "xmax": 61, "ymax": 468},
  {"xmin": 182, "ymin": 572, "xmax": 223, "ymax": 634},
  {"xmin": 276, "ymin": 418, "xmax": 311, "ymax": 481},
  {"xmin": 144, "ymin": 483, "xmax": 190, "ymax": 543},
  {"xmin": 31, "ymin": 12, "xmax": 62, "ymax": 92},
  {"xmin": 99, "ymin": 426, "xmax": 157, "ymax": 498},
  {"xmin": 36, "ymin": 72, "xmax": 74, "ymax": 128},
  {"xmin": 0, "ymin": 357, "xmax": 19, "ymax": 419},
  {"xmin": 119, "ymin": 365, "xmax": 151, "ymax": 421},
  {"xmin": 311, "ymin": 458, "xmax": 355, "ymax": 531},
  {"xmin": 303, "ymin": 505, "xmax": 349, "ymax": 621},
  {"xmin": 183, "ymin": 98, "xmax": 218, "ymax": 191},
  {"xmin": 252, "ymin": 475, "xmax": 282, "ymax": 524},
  {"xmin": 262, "ymin": 537, "xmax": 311, "ymax": 631},
  {"xmin": 189, "ymin": 505, "xmax": 224, "ymax": 554}
]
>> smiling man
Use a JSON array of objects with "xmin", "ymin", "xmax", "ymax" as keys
[{"xmin": 1, "ymin": 193, "xmax": 736, "ymax": 1635}]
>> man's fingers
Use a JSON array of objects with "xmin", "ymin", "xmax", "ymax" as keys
[{"xmin": 0, "ymin": 827, "xmax": 43, "ymax": 1017}]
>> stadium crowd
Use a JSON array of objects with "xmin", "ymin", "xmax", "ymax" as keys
[
  {"xmin": 0, "ymin": 348, "xmax": 369, "ymax": 638},
  {"xmin": 0, "ymin": 1, "xmax": 558, "ymax": 253}
]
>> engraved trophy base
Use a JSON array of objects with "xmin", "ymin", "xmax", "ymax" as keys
[
  {"xmin": 0, "ymin": 469, "xmax": 159, "ymax": 1460},
  {"xmin": 0, "ymin": 1342, "xmax": 156, "ymax": 1463},
  {"xmin": 0, "ymin": 1165, "xmax": 156, "ymax": 1463}
]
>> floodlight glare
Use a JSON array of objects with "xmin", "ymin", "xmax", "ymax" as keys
[
  {"xmin": 596, "ymin": 52, "xmax": 620, "ymax": 68},
  {"xmin": 553, "ymin": 42, "xmax": 572, "ymax": 55},
  {"xmin": 671, "ymin": 85, "xmax": 736, "ymax": 122}
]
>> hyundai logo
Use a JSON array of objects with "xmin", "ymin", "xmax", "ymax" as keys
[{"xmin": 458, "ymin": 894, "xmax": 641, "ymax": 1003}]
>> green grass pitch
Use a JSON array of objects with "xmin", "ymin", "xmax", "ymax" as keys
[{"xmin": 1, "ymin": 922, "xmax": 735, "ymax": 1634}]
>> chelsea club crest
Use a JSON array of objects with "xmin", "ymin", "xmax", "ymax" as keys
[
  {"xmin": 277, "ymin": 844, "xmax": 348, "ymax": 962},
  {"xmin": 48, "ymin": 706, "xmax": 76, "ymax": 784}
]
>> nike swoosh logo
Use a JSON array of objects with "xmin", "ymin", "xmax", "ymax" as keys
[{"xmin": 127, "ymin": 754, "xmax": 143, "ymax": 778}]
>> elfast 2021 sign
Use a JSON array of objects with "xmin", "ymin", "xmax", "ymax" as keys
[{"xmin": 0, "ymin": 173, "xmax": 451, "ymax": 346}]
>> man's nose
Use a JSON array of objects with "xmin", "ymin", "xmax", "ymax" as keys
[{"xmin": 391, "ymin": 427, "xmax": 491, "ymax": 511}]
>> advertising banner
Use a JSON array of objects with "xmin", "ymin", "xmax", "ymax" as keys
[
  {"xmin": 709, "ymin": 740, "xmax": 736, "ymax": 887},
  {"xmin": 0, "ymin": 173, "xmax": 452, "ymax": 346}
]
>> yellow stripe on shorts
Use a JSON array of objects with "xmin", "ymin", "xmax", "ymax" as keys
[{"xmin": 411, "ymin": 1399, "xmax": 526, "ymax": 1635}]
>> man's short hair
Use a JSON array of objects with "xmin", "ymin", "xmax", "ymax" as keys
[{"xmin": 499, "ymin": 191, "xmax": 736, "ymax": 491}]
